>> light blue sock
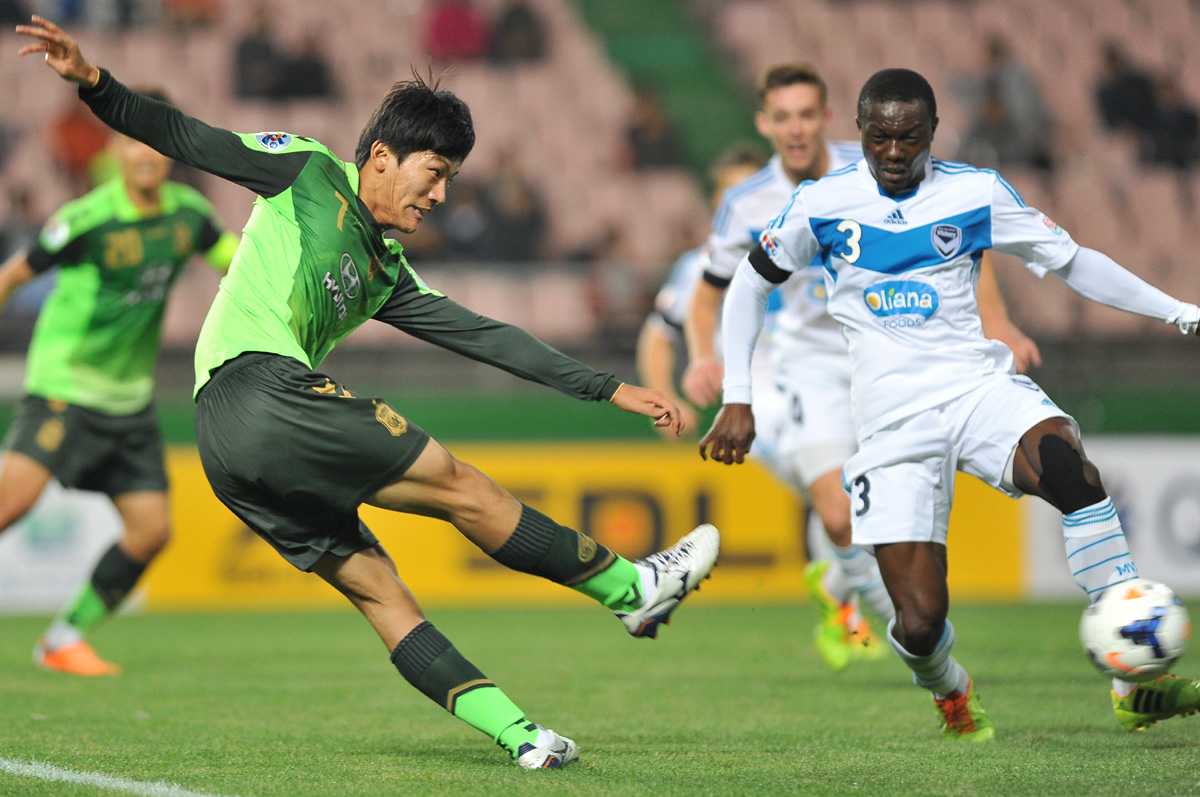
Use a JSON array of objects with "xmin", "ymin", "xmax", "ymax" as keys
[
  {"xmin": 888, "ymin": 618, "xmax": 970, "ymax": 698},
  {"xmin": 1063, "ymin": 498, "xmax": 1137, "ymax": 603}
]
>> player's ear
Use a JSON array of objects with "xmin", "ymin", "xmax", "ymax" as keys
[{"xmin": 369, "ymin": 140, "xmax": 392, "ymax": 172}]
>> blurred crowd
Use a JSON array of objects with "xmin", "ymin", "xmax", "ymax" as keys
[{"xmin": 3, "ymin": 0, "xmax": 1200, "ymax": 354}]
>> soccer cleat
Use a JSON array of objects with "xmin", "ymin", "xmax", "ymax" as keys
[
  {"xmin": 933, "ymin": 679, "xmax": 995, "ymax": 741},
  {"xmin": 803, "ymin": 560, "xmax": 857, "ymax": 671},
  {"xmin": 846, "ymin": 610, "xmax": 888, "ymax": 662},
  {"xmin": 513, "ymin": 725, "xmax": 579, "ymax": 770},
  {"xmin": 34, "ymin": 639, "xmax": 121, "ymax": 677},
  {"xmin": 615, "ymin": 524, "xmax": 720, "ymax": 639},
  {"xmin": 1112, "ymin": 674, "xmax": 1200, "ymax": 732}
]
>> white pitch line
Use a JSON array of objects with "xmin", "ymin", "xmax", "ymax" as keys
[{"xmin": 0, "ymin": 757, "xmax": 244, "ymax": 797}]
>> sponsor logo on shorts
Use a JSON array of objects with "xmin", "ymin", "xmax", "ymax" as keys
[
  {"xmin": 36, "ymin": 418, "xmax": 65, "ymax": 452},
  {"xmin": 863, "ymin": 279, "xmax": 939, "ymax": 327},
  {"xmin": 372, "ymin": 400, "xmax": 408, "ymax": 436},
  {"xmin": 323, "ymin": 271, "xmax": 348, "ymax": 320},
  {"xmin": 1011, "ymin": 375, "xmax": 1040, "ymax": 391},
  {"xmin": 254, "ymin": 132, "xmax": 293, "ymax": 152},
  {"xmin": 931, "ymin": 224, "xmax": 962, "ymax": 258},
  {"xmin": 339, "ymin": 253, "xmax": 361, "ymax": 299}
]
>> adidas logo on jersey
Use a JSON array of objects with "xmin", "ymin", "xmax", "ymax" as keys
[{"xmin": 884, "ymin": 208, "xmax": 907, "ymax": 225}]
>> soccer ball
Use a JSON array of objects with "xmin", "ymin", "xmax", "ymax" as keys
[{"xmin": 1080, "ymin": 578, "xmax": 1191, "ymax": 682}]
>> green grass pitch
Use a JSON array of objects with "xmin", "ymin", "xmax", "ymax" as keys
[{"xmin": 1, "ymin": 603, "xmax": 1197, "ymax": 796}]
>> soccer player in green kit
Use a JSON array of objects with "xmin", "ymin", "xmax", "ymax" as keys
[
  {"xmin": 17, "ymin": 16, "xmax": 720, "ymax": 769},
  {"xmin": 0, "ymin": 89, "xmax": 238, "ymax": 677}
]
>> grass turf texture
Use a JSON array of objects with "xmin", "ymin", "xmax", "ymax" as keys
[{"xmin": 1, "ymin": 604, "xmax": 1197, "ymax": 796}]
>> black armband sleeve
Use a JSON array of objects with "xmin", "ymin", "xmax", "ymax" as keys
[
  {"xmin": 25, "ymin": 236, "xmax": 84, "ymax": 274},
  {"xmin": 748, "ymin": 243, "xmax": 792, "ymax": 284},
  {"xmin": 79, "ymin": 69, "xmax": 308, "ymax": 197},
  {"xmin": 701, "ymin": 270, "xmax": 731, "ymax": 289},
  {"xmin": 374, "ymin": 288, "xmax": 620, "ymax": 401}
]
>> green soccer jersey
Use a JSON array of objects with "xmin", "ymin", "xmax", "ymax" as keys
[
  {"xmin": 79, "ymin": 71, "xmax": 620, "ymax": 404},
  {"xmin": 24, "ymin": 177, "xmax": 237, "ymax": 414}
]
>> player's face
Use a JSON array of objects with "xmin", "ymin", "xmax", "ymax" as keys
[
  {"xmin": 755, "ymin": 83, "xmax": 831, "ymax": 182},
  {"xmin": 380, "ymin": 149, "xmax": 460, "ymax": 233},
  {"xmin": 858, "ymin": 99, "xmax": 937, "ymax": 195},
  {"xmin": 113, "ymin": 133, "xmax": 172, "ymax": 194}
]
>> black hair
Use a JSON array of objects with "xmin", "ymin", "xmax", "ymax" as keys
[
  {"xmin": 354, "ymin": 72, "xmax": 475, "ymax": 170},
  {"xmin": 856, "ymin": 68, "xmax": 937, "ymax": 123}
]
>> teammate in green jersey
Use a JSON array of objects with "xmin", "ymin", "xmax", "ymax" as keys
[
  {"xmin": 18, "ymin": 17, "xmax": 721, "ymax": 770},
  {"xmin": 0, "ymin": 86, "xmax": 239, "ymax": 677}
]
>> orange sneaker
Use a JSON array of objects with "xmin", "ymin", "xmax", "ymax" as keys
[{"xmin": 34, "ymin": 639, "xmax": 121, "ymax": 677}]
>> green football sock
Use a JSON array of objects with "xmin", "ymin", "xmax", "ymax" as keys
[
  {"xmin": 61, "ymin": 583, "xmax": 110, "ymax": 633},
  {"xmin": 391, "ymin": 621, "xmax": 539, "ymax": 759},
  {"xmin": 489, "ymin": 504, "xmax": 645, "ymax": 611},
  {"xmin": 60, "ymin": 543, "xmax": 147, "ymax": 633},
  {"xmin": 573, "ymin": 557, "xmax": 644, "ymax": 612}
]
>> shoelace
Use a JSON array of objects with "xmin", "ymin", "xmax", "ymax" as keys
[
  {"xmin": 936, "ymin": 693, "xmax": 979, "ymax": 733},
  {"xmin": 642, "ymin": 538, "xmax": 694, "ymax": 569}
]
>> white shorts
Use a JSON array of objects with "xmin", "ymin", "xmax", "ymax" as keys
[
  {"xmin": 842, "ymin": 373, "xmax": 1070, "ymax": 547},
  {"xmin": 766, "ymin": 363, "xmax": 857, "ymax": 489}
]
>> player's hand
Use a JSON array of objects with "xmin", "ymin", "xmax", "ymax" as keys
[
  {"xmin": 991, "ymin": 321, "xmax": 1042, "ymax": 373},
  {"xmin": 16, "ymin": 15, "xmax": 98, "ymax": 86},
  {"xmin": 611, "ymin": 383, "xmax": 686, "ymax": 436},
  {"xmin": 654, "ymin": 397, "xmax": 699, "ymax": 441},
  {"xmin": 699, "ymin": 403, "xmax": 755, "ymax": 465},
  {"xmin": 682, "ymin": 356, "xmax": 723, "ymax": 407}
]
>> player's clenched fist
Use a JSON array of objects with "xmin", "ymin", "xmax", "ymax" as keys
[{"xmin": 699, "ymin": 403, "xmax": 755, "ymax": 464}]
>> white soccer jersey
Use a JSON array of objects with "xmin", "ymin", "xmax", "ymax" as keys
[
  {"xmin": 755, "ymin": 158, "xmax": 1078, "ymax": 438},
  {"xmin": 706, "ymin": 142, "xmax": 863, "ymax": 371}
]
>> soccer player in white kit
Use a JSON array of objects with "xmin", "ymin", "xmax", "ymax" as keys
[
  {"xmin": 686, "ymin": 63, "xmax": 1039, "ymax": 672},
  {"xmin": 704, "ymin": 68, "xmax": 1200, "ymax": 739}
]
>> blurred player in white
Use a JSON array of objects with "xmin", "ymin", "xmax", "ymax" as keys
[
  {"xmin": 705, "ymin": 68, "xmax": 1200, "ymax": 738},
  {"xmin": 638, "ymin": 143, "xmax": 767, "ymax": 439},
  {"xmin": 685, "ymin": 63, "xmax": 1038, "ymax": 671}
]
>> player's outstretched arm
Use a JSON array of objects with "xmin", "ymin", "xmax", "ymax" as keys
[
  {"xmin": 1053, "ymin": 247, "xmax": 1200, "ymax": 334},
  {"xmin": 682, "ymin": 280, "xmax": 726, "ymax": 407},
  {"xmin": 636, "ymin": 319, "xmax": 699, "ymax": 437},
  {"xmin": 977, "ymin": 252, "xmax": 1042, "ymax": 372},
  {"xmin": 610, "ymin": 383, "xmax": 686, "ymax": 436},
  {"xmin": 15, "ymin": 15, "xmax": 97, "ymax": 86},
  {"xmin": 699, "ymin": 404, "xmax": 755, "ymax": 464}
]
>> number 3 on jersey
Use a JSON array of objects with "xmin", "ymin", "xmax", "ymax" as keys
[
  {"xmin": 851, "ymin": 474, "xmax": 871, "ymax": 517},
  {"xmin": 836, "ymin": 219, "xmax": 862, "ymax": 264}
]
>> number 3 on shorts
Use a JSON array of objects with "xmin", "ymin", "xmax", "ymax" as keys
[{"xmin": 851, "ymin": 475, "xmax": 871, "ymax": 517}]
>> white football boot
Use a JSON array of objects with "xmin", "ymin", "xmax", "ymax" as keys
[
  {"xmin": 513, "ymin": 724, "xmax": 579, "ymax": 770},
  {"xmin": 615, "ymin": 524, "xmax": 720, "ymax": 638}
]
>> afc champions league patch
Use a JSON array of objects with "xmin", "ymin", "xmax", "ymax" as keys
[
  {"xmin": 931, "ymin": 224, "xmax": 962, "ymax": 259},
  {"xmin": 40, "ymin": 215, "xmax": 70, "ymax": 253},
  {"xmin": 761, "ymin": 230, "xmax": 781, "ymax": 260},
  {"xmin": 254, "ymin": 132, "xmax": 294, "ymax": 152}
]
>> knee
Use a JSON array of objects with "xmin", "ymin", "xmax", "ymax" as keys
[
  {"xmin": 442, "ymin": 459, "xmax": 510, "ymax": 522},
  {"xmin": 122, "ymin": 523, "xmax": 172, "ymax": 562},
  {"xmin": 1036, "ymin": 434, "xmax": 1107, "ymax": 513},
  {"xmin": 820, "ymin": 507, "xmax": 852, "ymax": 547},
  {"xmin": 891, "ymin": 601, "xmax": 947, "ymax": 656}
]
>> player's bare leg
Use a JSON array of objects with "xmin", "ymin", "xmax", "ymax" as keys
[
  {"xmin": 312, "ymin": 544, "xmax": 576, "ymax": 768},
  {"xmin": 36, "ymin": 490, "xmax": 171, "ymax": 676},
  {"xmin": 368, "ymin": 438, "xmax": 719, "ymax": 638},
  {"xmin": 0, "ymin": 451, "xmax": 52, "ymax": 534},
  {"xmin": 875, "ymin": 541, "xmax": 993, "ymax": 741}
]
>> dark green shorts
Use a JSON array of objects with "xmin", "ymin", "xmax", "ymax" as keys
[
  {"xmin": 2, "ymin": 395, "xmax": 167, "ymax": 496},
  {"xmin": 195, "ymin": 353, "xmax": 432, "ymax": 571}
]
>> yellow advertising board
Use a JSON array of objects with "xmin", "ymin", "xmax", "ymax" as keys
[{"xmin": 145, "ymin": 444, "xmax": 1023, "ymax": 610}]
